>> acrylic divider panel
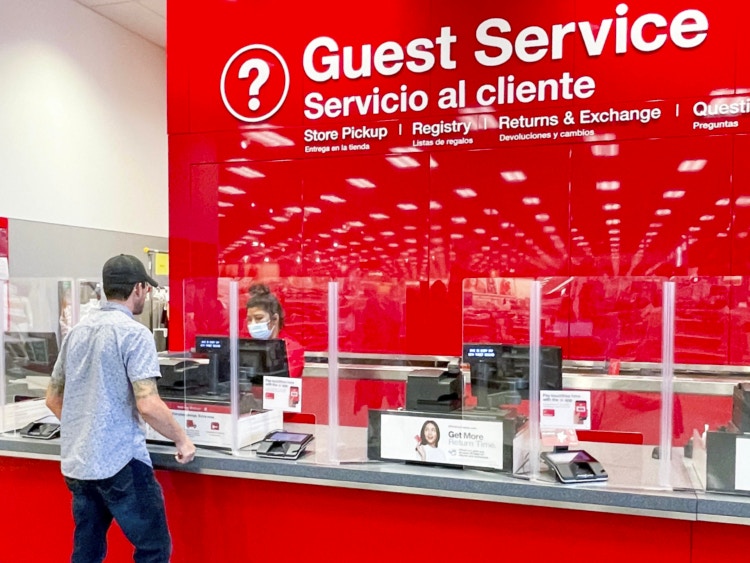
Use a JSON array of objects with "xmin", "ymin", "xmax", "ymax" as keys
[
  {"xmin": 543, "ymin": 276, "xmax": 684, "ymax": 491},
  {"xmin": 231, "ymin": 276, "xmax": 322, "ymax": 459},
  {"xmin": 339, "ymin": 278, "xmax": 413, "ymax": 464},
  {"xmin": 147, "ymin": 278, "xmax": 231, "ymax": 449},
  {"xmin": 459, "ymin": 277, "xmax": 537, "ymax": 476},
  {"xmin": 672, "ymin": 276, "xmax": 750, "ymax": 495},
  {"xmin": 2, "ymin": 278, "xmax": 68, "ymax": 433}
]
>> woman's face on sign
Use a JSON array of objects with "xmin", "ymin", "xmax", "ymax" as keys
[{"xmin": 424, "ymin": 423, "xmax": 438, "ymax": 445}]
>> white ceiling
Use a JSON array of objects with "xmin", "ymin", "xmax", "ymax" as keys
[{"xmin": 74, "ymin": 0, "xmax": 166, "ymax": 48}]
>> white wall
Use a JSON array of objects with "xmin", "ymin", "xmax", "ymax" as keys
[{"xmin": 0, "ymin": 0, "xmax": 167, "ymax": 237}]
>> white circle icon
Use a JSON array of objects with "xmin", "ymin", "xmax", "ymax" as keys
[{"xmin": 220, "ymin": 44, "xmax": 290, "ymax": 123}]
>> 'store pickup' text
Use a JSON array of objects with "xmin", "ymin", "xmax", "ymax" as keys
[{"xmin": 304, "ymin": 126, "xmax": 388, "ymax": 143}]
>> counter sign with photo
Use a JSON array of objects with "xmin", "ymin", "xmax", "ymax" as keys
[{"xmin": 378, "ymin": 413, "xmax": 504, "ymax": 470}]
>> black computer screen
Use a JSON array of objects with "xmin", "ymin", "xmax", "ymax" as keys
[
  {"xmin": 194, "ymin": 335, "xmax": 289, "ymax": 386},
  {"xmin": 463, "ymin": 343, "xmax": 562, "ymax": 407}
]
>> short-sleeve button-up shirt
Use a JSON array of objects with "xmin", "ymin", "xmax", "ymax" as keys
[{"xmin": 51, "ymin": 302, "xmax": 160, "ymax": 480}]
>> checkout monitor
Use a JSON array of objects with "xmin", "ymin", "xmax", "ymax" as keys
[
  {"xmin": 463, "ymin": 343, "xmax": 562, "ymax": 408},
  {"xmin": 194, "ymin": 335, "xmax": 289, "ymax": 389}
]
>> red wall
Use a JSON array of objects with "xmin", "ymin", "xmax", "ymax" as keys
[{"xmin": 168, "ymin": 0, "xmax": 750, "ymax": 366}]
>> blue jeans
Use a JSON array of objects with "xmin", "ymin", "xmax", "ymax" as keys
[{"xmin": 64, "ymin": 458, "xmax": 172, "ymax": 563}]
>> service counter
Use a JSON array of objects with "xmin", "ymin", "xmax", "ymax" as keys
[{"xmin": 2, "ymin": 423, "xmax": 750, "ymax": 562}]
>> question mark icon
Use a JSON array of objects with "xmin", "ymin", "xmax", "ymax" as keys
[
  {"xmin": 238, "ymin": 59, "xmax": 270, "ymax": 112},
  {"xmin": 221, "ymin": 44, "xmax": 289, "ymax": 123}
]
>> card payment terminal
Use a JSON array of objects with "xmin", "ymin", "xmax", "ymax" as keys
[
  {"xmin": 541, "ymin": 449, "xmax": 608, "ymax": 484},
  {"xmin": 256, "ymin": 430, "xmax": 314, "ymax": 460}
]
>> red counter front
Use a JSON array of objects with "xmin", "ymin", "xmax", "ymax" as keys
[{"xmin": 2, "ymin": 454, "xmax": 748, "ymax": 563}]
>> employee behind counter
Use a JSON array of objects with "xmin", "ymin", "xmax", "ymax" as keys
[
  {"xmin": 158, "ymin": 284, "xmax": 303, "ymax": 393},
  {"xmin": 244, "ymin": 283, "xmax": 304, "ymax": 378}
]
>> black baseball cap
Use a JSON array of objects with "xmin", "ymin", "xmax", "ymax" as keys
[{"xmin": 102, "ymin": 254, "xmax": 158, "ymax": 288}]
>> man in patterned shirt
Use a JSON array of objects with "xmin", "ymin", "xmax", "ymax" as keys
[{"xmin": 46, "ymin": 254, "xmax": 196, "ymax": 563}]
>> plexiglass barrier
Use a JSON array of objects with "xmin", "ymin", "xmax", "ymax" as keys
[
  {"xmin": 671, "ymin": 276, "xmax": 750, "ymax": 495},
  {"xmin": 143, "ymin": 279, "xmax": 209, "ymax": 448},
  {"xmin": 149, "ymin": 278, "xmax": 237, "ymax": 452},
  {"xmin": 73, "ymin": 279, "xmax": 103, "ymax": 328},
  {"xmin": 332, "ymin": 278, "xmax": 413, "ymax": 464},
  {"xmin": 332, "ymin": 277, "xmax": 475, "ymax": 466},
  {"xmin": 460, "ymin": 277, "xmax": 535, "ymax": 476},
  {"xmin": 1, "ymin": 277, "xmax": 71, "ymax": 434},
  {"xmin": 160, "ymin": 277, "xmax": 325, "ymax": 458},
  {"xmin": 230, "ymin": 277, "xmax": 324, "ymax": 458},
  {"xmin": 10, "ymin": 272, "xmax": 750, "ymax": 499},
  {"xmin": 538, "ymin": 277, "xmax": 681, "ymax": 491},
  {"xmin": 356, "ymin": 276, "xmax": 544, "ymax": 474},
  {"xmin": 454, "ymin": 276, "xmax": 687, "ymax": 491}
]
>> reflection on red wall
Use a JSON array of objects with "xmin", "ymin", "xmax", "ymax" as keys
[{"xmin": 168, "ymin": 0, "xmax": 750, "ymax": 365}]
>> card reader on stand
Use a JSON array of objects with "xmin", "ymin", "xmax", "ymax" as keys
[
  {"xmin": 20, "ymin": 421, "xmax": 60, "ymax": 440},
  {"xmin": 256, "ymin": 430, "xmax": 314, "ymax": 460},
  {"xmin": 540, "ymin": 446, "xmax": 608, "ymax": 484}
]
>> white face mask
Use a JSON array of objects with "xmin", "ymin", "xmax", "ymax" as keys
[{"xmin": 248, "ymin": 321, "xmax": 272, "ymax": 340}]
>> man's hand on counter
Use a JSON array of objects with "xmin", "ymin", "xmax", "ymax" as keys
[{"xmin": 175, "ymin": 438, "xmax": 196, "ymax": 464}]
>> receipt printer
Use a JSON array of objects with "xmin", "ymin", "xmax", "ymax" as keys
[{"xmin": 406, "ymin": 364, "xmax": 463, "ymax": 413}]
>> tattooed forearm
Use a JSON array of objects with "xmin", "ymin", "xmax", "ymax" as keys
[
  {"xmin": 132, "ymin": 378, "xmax": 159, "ymax": 399},
  {"xmin": 45, "ymin": 379, "xmax": 65, "ymax": 419},
  {"xmin": 48, "ymin": 378, "xmax": 65, "ymax": 396}
]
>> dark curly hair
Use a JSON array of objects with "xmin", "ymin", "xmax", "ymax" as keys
[{"xmin": 246, "ymin": 283, "xmax": 285, "ymax": 330}]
